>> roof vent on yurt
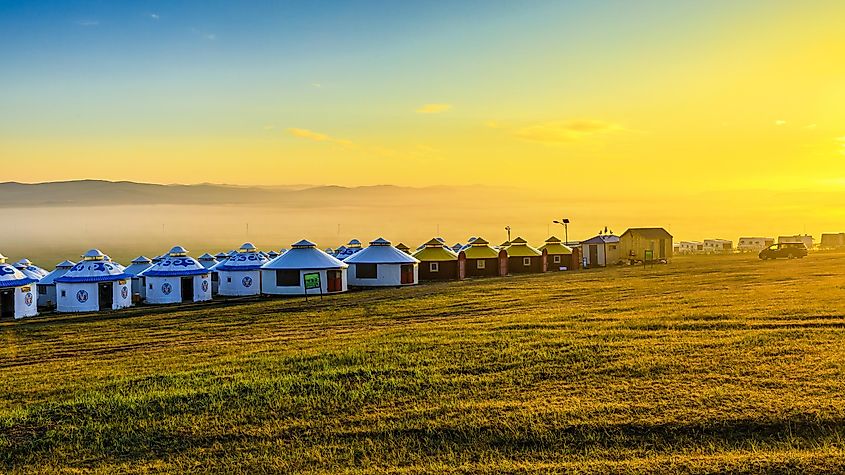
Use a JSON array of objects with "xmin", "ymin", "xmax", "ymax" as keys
[{"xmin": 83, "ymin": 249, "xmax": 106, "ymax": 261}]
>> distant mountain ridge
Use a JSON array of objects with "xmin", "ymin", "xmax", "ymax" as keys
[{"xmin": 0, "ymin": 180, "xmax": 477, "ymax": 208}]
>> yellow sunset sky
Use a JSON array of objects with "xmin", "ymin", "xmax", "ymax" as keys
[{"xmin": 2, "ymin": 1, "xmax": 845, "ymax": 241}]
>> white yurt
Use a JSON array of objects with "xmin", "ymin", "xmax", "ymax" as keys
[
  {"xmin": 345, "ymin": 238, "xmax": 420, "ymax": 287},
  {"xmin": 197, "ymin": 253, "xmax": 219, "ymax": 294},
  {"xmin": 55, "ymin": 249, "xmax": 133, "ymax": 313},
  {"xmin": 124, "ymin": 256, "xmax": 153, "ymax": 301},
  {"xmin": 14, "ymin": 259, "xmax": 49, "ymax": 280},
  {"xmin": 261, "ymin": 239, "xmax": 348, "ymax": 296},
  {"xmin": 0, "ymin": 253, "xmax": 38, "ymax": 319},
  {"xmin": 36, "ymin": 260, "xmax": 76, "ymax": 308},
  {"xmin": 143, "ymin": 246, "xmax": 212, "ymax": 305},
  {"xmin": 215, "ymin": 243, "xmax": 269, "ymax": 296}
]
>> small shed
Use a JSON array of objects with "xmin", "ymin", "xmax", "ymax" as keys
[
  {"xmin": 345, "ymin": 238, "xmax": 419, "ymax": 287},
  {"xmin": 55, "ymin": 249, "xmax": 133, "ymax": 313},
  {"xmin": 37, "ymin": 260, "xmax": 76, "ymax": 308},
  {"xmin": 504, "ymin": 237, "xmax": 544, "ymax": 274},
  {"xmin": 539, "ymin": 236, "xmax": 574, "ymax": 271},
  {"xmin": 619, "ymin": 228, "xmax": 673, "ymax": 263},
  {"xmin": 215, "ymin": 243, "xmax": 269, "ymax": 296},
  {"xmin": 413, "ymin": 239, "xmax": 461, "ymax": 281},
  {"xmin": 460, "ymin": 237, "xmax": 507, "ymax": 277},
  {"xmin": 580, "ymin": 233, "xmax": 621, "ymax": 267},
  {"xmin": 261, "ymin": 240, "xmax": 348, "ymax": 296},
  {"xmin": 143, "ymin": 246, "xmax": 212, "ymax": 305},
  {"xmin": 0, "ymin": 253, "xmax": 38, "ymax": 320}
]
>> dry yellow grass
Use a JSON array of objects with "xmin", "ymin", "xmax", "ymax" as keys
[{"xmin": 2, "ymin": 252, "xmax": 845, "ymax": 473}]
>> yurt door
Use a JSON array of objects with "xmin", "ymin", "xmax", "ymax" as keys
[
  {"xmin": 98, "ymin": 282, "xmax": 113, "ymax": 311},
  {"xmin": 400, "ymin": 264, "xmax": 414, "ymax": 284},
  {"xmin": 326, "ymin": 270, "xmax": 342, "ymax": 292},
  {"xmin": 181, "ymin": 277, "xmax": 194, "ymax": 302},
  {"xmin": 0, "ymin": 289, "xmax": 14, "ymax": 319}
]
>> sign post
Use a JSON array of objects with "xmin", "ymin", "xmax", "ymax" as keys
[{"xmin": 303, "ymin": 272, "xmax": 323, "ymax": 301}]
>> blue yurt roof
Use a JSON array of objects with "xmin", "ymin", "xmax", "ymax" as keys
[
  {"xmin": 197, "ymin": 253, "xmax": 218, "ymax": 269},
  {"xmin": 38, "ymin": 260, "xmax": 78, "ymax": 285},
  {"xmin": 262, "ymin": 240, "xmax": 347, "ymax": 270},
  {"xmin": 55, "ymin": 249, "xmax": 131, "ymax": 283},
  {"xmin": 142, "ymin": 246, "xmax": 209, "ymax": 277},
  {"xmin": 14, "ymin": 259, "xmax": 49, "ymax": 278},
  {"xmin": 124, "ymin": 256, "xmax": 154, "ymax": 277},
  {"xmin": 214, "ymin": 243, "xmax": 269, "ymax": 271},
  {"xmin": 0, "ymin": 263, "xmax": 38, "ymax": 288},
  {"xmin": 344, "ymin": 238, "xmax": 419, "ymax": 265}
]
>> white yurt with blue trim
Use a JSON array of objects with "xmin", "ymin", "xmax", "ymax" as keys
[
  {"xmin": 36, "ymin": 260, "xmax": 76, "ymax": 308},
  {"xmin": 143, "ymin": 246, "xmax": 212, "ymax": 305},
  {"xmin": 55, "ymin": 249, "xmax": 132, "ymax": 313},
  {"xmin": 345, "ymin": 238, "xmax": 420, "ymax": 287},
  {"xmin": 261, "ymin": 240, "xmax": 348, "ymax": 296},
  {"xmin": 215, "ymin": 243, "xmax": 269, "ymax": 296},
  {"xmin": 0, "ymin": 253, "xmax": 38, "ymax": 319},
  {"xmin": 124, "ymin": 256, "xmax": 153, "ymax": 300}
]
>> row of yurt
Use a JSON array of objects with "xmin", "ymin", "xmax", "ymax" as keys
[
  {"xmin": 411, "ymin": 236, "xmax": 579, "ymax": 281},
  {"xmin": 0, "ymin": 252, "xmax": 38, "ymax": 320}
]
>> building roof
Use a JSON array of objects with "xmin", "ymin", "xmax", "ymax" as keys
[
  {"xmin": 55, "ymin": 250, "xmax": 132, "ymax": 283},
  {"xmin": 262, "ymin": 240, "xmax": 347, "ymax": 270},
  {"xmin": 142, "ymin": 246, "xmax": 209, "ymax": 277},
  {"xmin": 462, "ymin": 237, "xmax": 500, "ymax": 259},
  {"xmin": 504, "ymin": 237, "xmax": 541, "ymax": 257},
  {"xmin": 14, "ymin": 259, "xmax": 49, "ymax": 279},
  {"xmin": 214, "ymin": 242, "xmax": 270, "ymax": 271},
  {"xmin": 124, "ymin": 256, "xmax": 153, "ymax": 277},
  {"xmin": 539, "ymin": 236, "xmax": 573, "ymax": 255},
  {"xmin": 0, "ymin": 263, "xmax": 38, "ymax": 288},
  {"xmin": 38, "ymin": 260, "xmax": 78, "ymax": 285},
  {"xmin": 345, "ymin": 238, "xmax": 420, "ymax": 265},
  {"xmin": 395, "ymin": 243, "xmax": 410, "ymax": 253},
  {"xmin": 580, "ymin": 234, "xmax": 620, "ymax": 245},
  {"xmin": 621, "ymin": 227, "xmax": 673, "ymax": 239},
  {"xmin": 413, "ymin": 239, "xmax": 459, "ymax": 262}
]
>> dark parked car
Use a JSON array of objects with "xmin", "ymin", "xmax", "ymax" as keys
[{"xmin": 759, "ymin": 242, "xmax": 808, "ymax": 260}]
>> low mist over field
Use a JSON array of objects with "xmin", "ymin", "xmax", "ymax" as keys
[{"xmin": 2, "ymin": 180, "xmax": 842, "ymax": 265}]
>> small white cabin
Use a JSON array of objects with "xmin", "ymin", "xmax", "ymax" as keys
[
  {"xmin": 55, "ymin": 249, "xmax": 133, "ymax": 313},
  {"xmin": 143, "ymin": 246, "xmax": 212, "ymax": 305},
  {"xmin": 0, "ymin": 253, "xmax": 38, "ymax": 320},
  {"xmin": 261, "ymin": 240, "xmax": 348, "ymax": 296}
]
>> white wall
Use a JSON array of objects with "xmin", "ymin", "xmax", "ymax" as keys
[
  {"xmin": 56, "ymin": 280, "xmax": 132, "ymax": 313},
  {"xmin": 261, "ymin": 268, "xmax": 348, "ymax": 296},
  {"xmin": 7, "ymin": 284, "xmax": 38, "ymax": 319},
  {"xmin": 582, "ymin": 243, "xmax": 607, "ymax": 267},
  {"xmin": 146, "ymin": 274, "xmax": 211, "ymax": 304},
  {"xmin": 347, "ymin": 263, "xmax": 418, "ymax": 287},
  {"xmin": 218, "ymin": 269, "xmax": 261, "ymax": 296}
]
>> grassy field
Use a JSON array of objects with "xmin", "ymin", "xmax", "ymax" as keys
[{"xmin": 2, "ymin": 253, "xmax": 845, "ymax": 473}]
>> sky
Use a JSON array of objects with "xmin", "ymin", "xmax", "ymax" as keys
[{"xmin": 2, "ymin": 0, "xmax": 845, "ymax": 240}]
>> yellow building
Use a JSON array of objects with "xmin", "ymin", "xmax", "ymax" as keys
[{"xmin": 619, "ymin": 228, "xmax": 673, "ymax": 263}]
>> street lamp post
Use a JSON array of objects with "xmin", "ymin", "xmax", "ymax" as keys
[{"xmin": 552, "ymin": 218, "xmax": 570, "ymax": 245}]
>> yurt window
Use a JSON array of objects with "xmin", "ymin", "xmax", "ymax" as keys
[
  {"xmin": 61, "ymin": 290, "xmax": 66, "ymax": 297},
  {"xmin": 356, "ymin": 264, "xmax": 377, "ymax": 279},
  {"xmin": 276, "ymin": 270, "xmax": 300, "ymax": 286},
  {"xmin": 429, "ymin": 262, "xmax": 439, "ymax": 272},
  {"xmin": 523, "ymin": 257, "xmax": 531, "ymax": 266},
  {"xmin": 477, "ymin": 260, "xmax": 486, "ymax": 270},
  {"xmin": 554, "ymin": 255, "xmax": 561, "ymax": 263},
  {"xmin": 227, "ymin": 277, "xmax": 232, "ymax": 283}
]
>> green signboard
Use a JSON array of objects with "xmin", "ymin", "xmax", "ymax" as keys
[
  {"xmin": 644, "ymin": 250, "xmax": 654, "ymax": 261},
  {"xmin": 303, "ymin": 272, "xmax": 321, "ymax": 290}
]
